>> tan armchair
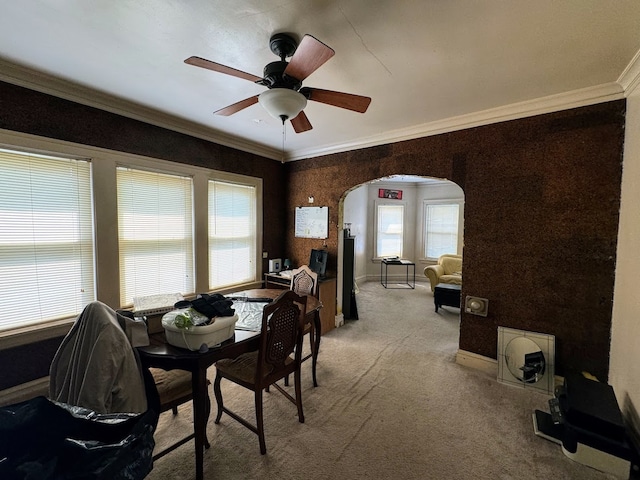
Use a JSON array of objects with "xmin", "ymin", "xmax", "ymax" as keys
[{"xmin": 424, "ymin": 254, "xmax": 462, "ymax": 292}]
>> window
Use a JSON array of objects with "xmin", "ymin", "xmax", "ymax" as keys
[
  {"xmin": 0, "ymin": 148, "xmax": 95, "ymax": 331},
  {"xmin": 424, "ymin": 202, "xmax": 460, "ymax": 259},
  {"xmin": 117, "ymin": 167, "xmax": 194, "ymax": 306},
  {"xmin": 209, "ymin": 180, "xmax": 257, "ymax": 289},
  {"xmin": 376, "ymin": 204, "xmax": 404, "ymax": 258}
]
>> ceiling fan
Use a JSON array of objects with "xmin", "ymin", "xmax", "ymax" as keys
[{"xmin": 184, "ymin": 33, "xmax": 371, "ymax": 133}]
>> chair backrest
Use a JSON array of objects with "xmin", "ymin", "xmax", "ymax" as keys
[
  {"xmin": 438, "ymin": 254, "xmax": 462, "ymax": 275},
  {"xmin": 49, "ymin": 301, "xmax": 149, "ymax": 414},
  {"xmin": 257, "ymin": 290, "xmax": 308, "ymax": 381},
  {"xmin": 289, "ymin": 264, "xmax": 318, "ymax": 296}
]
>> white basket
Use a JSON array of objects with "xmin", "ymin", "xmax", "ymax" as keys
[{"xmin": 162, "ymin": 310, "xmax": 238, "ymax": 351}]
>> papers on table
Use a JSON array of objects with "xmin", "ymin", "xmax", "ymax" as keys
[{"xmin": 232, "ymin": 300, "xmax": 270, "ymax": 331}]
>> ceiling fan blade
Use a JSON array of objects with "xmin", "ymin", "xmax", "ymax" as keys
[
  {"xmin": 214, "ymin": 95, "xmax": 259, "ymax": 116},
  {"xmin": 302, "ymin": 87, "xmax": 371, "ymax": 113},
  {"xmin": 291, "ymin": 111, "xmax": 313, "ymax": 133},
  {"xmin": 284, "ymin": 35, "xmax": 335, "ymax": 81},
  {"xmin": 185, "ymin": 56, "xmax": 263, "ymax": 83}
]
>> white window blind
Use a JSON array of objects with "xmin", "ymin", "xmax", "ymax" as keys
[
  {"xmin": 209, "ymin": 180, "xmax": 256, "ymax": 289},
  {"xmin": 117, "ymin": 167, "xmax": 194, "ymax": 306},
  {"xmin": 376, "ymin": 204, "xmax": 404, "ymax": 258},
  {"xmin": 425, "ymin": 203, "xmax": 459, "ymax": 259},
  {"xmin": 0, "ymin": 148, "xmax": 95, "ymax": 331}
]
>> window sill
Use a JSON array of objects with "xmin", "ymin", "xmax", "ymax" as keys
[{"xmin": 0, "ymin": 318, "xmax": 74, "ymax": 351}]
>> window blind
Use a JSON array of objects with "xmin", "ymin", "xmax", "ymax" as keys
[
  {"xmin": 0, "ymin": 148, "xmax": 95, "ymax": 331},
  {"xmin": 425, "ymin": 203, "xmax": 459, "ymax": 258},
  {"xmin": 209, "ymin": 180, "xmax": 256, "ymax": 289},
  {"xmin": 376, "ymin": 204, "xmax": 404, "ymax": 258},
  {"xmin": 117, "ymin": 167, "xmax": 194, "ymax": 306}
]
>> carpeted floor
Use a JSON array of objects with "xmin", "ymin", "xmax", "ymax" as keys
[{"xmin": 147, "ymin": 281, "xmax": 619, "ymax": 480}]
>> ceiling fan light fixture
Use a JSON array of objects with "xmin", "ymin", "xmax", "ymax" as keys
[{"xmin": 258, "ymin": 88, "xmax": 307, "ymax": 123}]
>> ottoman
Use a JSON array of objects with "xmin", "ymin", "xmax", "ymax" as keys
[{"xmin": 434, "ymin": 283, "xmax": 461, "ymax": 312}]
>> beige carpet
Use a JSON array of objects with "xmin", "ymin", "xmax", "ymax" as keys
[{"xmin": 147, "ymin": 281, "xmax": 619, "ymax": 480}]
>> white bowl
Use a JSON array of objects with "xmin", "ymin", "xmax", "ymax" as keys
[{"xmin": 162, "ymin": 310, "xmax": 238, "ymax": 351}]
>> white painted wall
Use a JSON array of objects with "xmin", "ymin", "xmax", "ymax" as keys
[
  {"xmin": 610, "ymin": 81, "xmax": 640, "ymax": 441},
  {"xmin": 338, "ymin": 184, "xmax": 368, "ymax": 314},
  {"xmin": 343, "ymin": 185, "xmax": 369, "ymax": 281}
]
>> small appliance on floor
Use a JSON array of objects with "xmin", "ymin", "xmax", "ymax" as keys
[{"xmin": 533, "ymin": 373, "xmax": 638, "ymax": 478}]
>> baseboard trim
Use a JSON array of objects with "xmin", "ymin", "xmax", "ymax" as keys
[
  {"xmin": 456, "ymin": 349, "xmax": 498, "ymax": 376},
  {"xmin": 0, "ymin": 376, "xmax": 49, "ymax": 407}
]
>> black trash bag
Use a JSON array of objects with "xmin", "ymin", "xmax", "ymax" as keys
[{"xmin": 0, "ymin": 396, "xmax": 156, "ymax": 480}]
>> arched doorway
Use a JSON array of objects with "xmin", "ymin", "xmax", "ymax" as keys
[{"xmin": 336, "ymin": 175, "xmax": 465, "ymax": 323}]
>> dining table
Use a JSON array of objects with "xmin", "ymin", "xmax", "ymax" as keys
[{"xmin": 137, "ymin": 288, "xmax": 322, "ymax": 480}]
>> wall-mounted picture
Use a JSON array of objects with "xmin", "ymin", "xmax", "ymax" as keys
[{"xmin": 378, "ymin": 188, "xmax": 403, "ymax": 199}]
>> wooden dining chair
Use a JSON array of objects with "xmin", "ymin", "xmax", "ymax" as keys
[
  {"xmin": 290, "ymin": 264, "xmax": 318, "ymax": 297},
  {"xmin": 213, "ymin": 290, "xmax": 308, "ymax": 455},
  {"xmin": 289, "ymin": 265, "xmax": 319, "ymax": 386},
  {"xmin": 109, "ymin": 308, "xmax": 210, "ymax": 457}
]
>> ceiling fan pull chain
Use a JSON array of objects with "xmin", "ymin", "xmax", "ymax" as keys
[{"xmin": 281, "ymin": 122, "xmax": 286, "ymax": 163}]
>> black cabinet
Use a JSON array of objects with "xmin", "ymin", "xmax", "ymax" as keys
[{"xmin": 342, "ymin": 235, "xmax": 358, "ymax": 319}]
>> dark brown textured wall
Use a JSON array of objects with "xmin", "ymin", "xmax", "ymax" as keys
[
  {"xmin": 0, "ymin": 79, "xmax": 625, "ymax": 386},
  {"xmin": 285, "ymin": 101, "xmax": 625, "ymax": 381},
  {"xmin": 0, "ymin": 81, "xmax": 286, "ymax": 390}
]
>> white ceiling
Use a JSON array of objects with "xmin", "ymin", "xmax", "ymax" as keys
[{"xmin": 1, "ymin": 1, "xmax": 640, "ymax": 161}]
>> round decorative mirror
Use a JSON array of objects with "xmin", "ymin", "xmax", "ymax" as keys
[{"xmin": 505, "ymin": 337, "xmax": 545, "ymax": 384}]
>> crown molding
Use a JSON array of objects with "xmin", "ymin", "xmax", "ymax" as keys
[
  {"xmin": 0, "ymin": 58, "xmax": 281, "ymax": 161},
  {"xmin": 287, "ymin": 82, "xmax": 625, "ymax": 161},
  {"xmin": 0, "ymin": 57, "xmax": 628, "ymax": 163},
  {"xmin": 618, "ymin": 48, "xmax": 640, "ymax": 96}
]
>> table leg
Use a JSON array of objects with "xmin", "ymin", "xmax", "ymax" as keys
[
  {"xmin": 312, "ymin": 310, "xmax": 321, "ymax": 387},
  {"xmin": 192, "ymin": 368, "xmax": 210, "ymax": 480}
]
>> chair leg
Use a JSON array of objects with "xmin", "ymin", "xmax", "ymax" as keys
[
  {"xmin": 286, "ymin": 325, "xmax": 317, "ymax": 388},
  {"xmin": 204, "ymin": 391, "xmax": 211, "ymax": 449},
  {"xmin": 255, "ymin": 389, "xmax": 266, "ymax": 455},
  {"xmin": 213, "ymin": 373, "xmax": 224, "ymax": 424},
  {"xmin": 309, "ymin": 322, "xmax": 318, "ymax": 387},
  {"xmin": 171, "ymin": 406, "xmax": 178, "ymax": 415},
  {"xmin": 294, "ymin": 370, "xmax": 305, "ymax": 423}
]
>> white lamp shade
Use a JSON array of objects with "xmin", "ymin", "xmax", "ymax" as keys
[{"xmin": 258, "ymin": 88, "xmax": 307, "ymax": 121}]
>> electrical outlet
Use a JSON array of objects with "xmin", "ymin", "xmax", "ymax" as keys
[{"xmin": 262, "ymin": 251, "xmax": 268, "ymax": 259}]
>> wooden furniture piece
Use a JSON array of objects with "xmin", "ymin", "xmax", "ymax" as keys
[
  {"xmin": 289, "ymin": 265, "xmax": 319, "ymax": 385},
  {"xmin": 380, "ymin": 258, "xmax": 416, "ymax": 289},
  {"xmin": 137, "ymin": 289, "xmax": 321, "ymax": 480},
  {"xmin": 343, "ymin": 235, "xmax": 358, "ymax": 319},
  {"xmin": 290, "ymin": 264, "xmax": 318, "ymax": 295},
  {"xmin": 149, "ymin": 368, "xmax": 211, "ymax": 455},
  {"xmin": 213, "ymin": 290, "xmax": 308, "ymax": 455},
  {"xmin": 265, "ymin": 271, "xmax": 334, "ymax": 386},
  {"xmin": 115, "ymin": 310, "xmax": 211, "ymax": 455},
  {"xmin": 264, "ymin": 273, "xmax": 336, "ymax": 335},
  {"xmin": 433, "ymin": 283, "xmax": 461, "ymax": 312}
]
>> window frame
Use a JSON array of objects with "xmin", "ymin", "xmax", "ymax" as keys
[
  {"xmin": 208, "ymin": 177, "xmax": 258, "ymax": 291},
  {"xmin": 422, "ymin": 199, "xmax": 463, "ymax": 261},
  {"xmin": 373, "ymin": 200, "xmax": 406, "ymax": 260},
  {"xmin": 0, "ymin": 146, "xmax": 96, "ymax": 333},
  {"xmin": 116, "ymin": 166, "xmax": 196, "ymax": 306}
]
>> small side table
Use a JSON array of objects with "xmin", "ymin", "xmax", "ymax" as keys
[
  {"xmin": 434, "ymin": 283, "xmax": 461, "ymax": 312},
  {"xmin": 380, "ymin": 259, "xmax": 415, "ymax": 289}
]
